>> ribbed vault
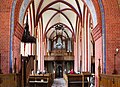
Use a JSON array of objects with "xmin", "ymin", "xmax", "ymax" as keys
[{"xmin": 19, "ymin": 0, "xmax": 97, "ymax": 41}]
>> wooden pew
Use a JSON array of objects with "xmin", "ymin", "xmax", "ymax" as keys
[
  {"xmin": 0, "ymin": 74, "xmax": 21, "ymax": 87},
  {"xmin": 67, "ymin": 74, "xmax": 83, "ymax": 87},
  {"xmin": 28, "ymin": 73, "xmax": 53, "ymax": 87},
  {"xmin": 81, "ymin": 72, "xmax": 91, "ymax": 87},
  {"xmin": 98, "ymin": 59, "xmax": 120, "ymax": 87},
  {"xmin": 67, "ymin": 72, "xmax": 91, "ymax": 87},
  {"xmin": 99, "ymin": 74, "xmax": 120, "ymax": 87}
]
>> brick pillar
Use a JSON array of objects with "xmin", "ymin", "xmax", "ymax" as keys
[
  {"xmin": 0, "ymin": 0, "xmax": 12, "ymax": 74},
  {"xmin": 93, "ymin": 24, "xmax": 102, "ymax": 87}
]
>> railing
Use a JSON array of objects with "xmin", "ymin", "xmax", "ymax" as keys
[
  {"xmin": 0, "ymin": 74, "xmax": 21, "ymax": 87},
  {"xmin": 98, "ymin": 59, "xmax": 120, "ymax": 87},
  {"xmin": 49, "ymin": 49, "xmax": 73, "ymax": 56}
]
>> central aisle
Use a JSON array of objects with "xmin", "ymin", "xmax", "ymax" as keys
[{"xmin": 52, "ymin": 78, "xmax": 66, "ymax": 87}]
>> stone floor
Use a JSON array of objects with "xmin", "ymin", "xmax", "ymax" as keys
[{"xmin": 51, "ymin": 78, "xmax": 66, "ymax": 87}]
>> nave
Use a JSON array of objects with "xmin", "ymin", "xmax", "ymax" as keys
[{"xmin": 0, "ymin": 0, "xmax": 120, "ymax": 87}]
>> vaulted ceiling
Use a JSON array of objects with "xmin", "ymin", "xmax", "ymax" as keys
[
  {"xmin": 19, "ymin": 0, "xmax": 97, "ymax": 40},
  {"xmin": 36, "ymin": 0, "xmax": 82, "ymax": 40}
]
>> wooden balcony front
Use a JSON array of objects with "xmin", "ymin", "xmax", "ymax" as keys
[
  {"xmin": 45, "ymin": 49, "xmax": 74, "ymax": 61},
  {"xmin": 44, "ymin": 55, "xmax": 74, "ymax": 61}
]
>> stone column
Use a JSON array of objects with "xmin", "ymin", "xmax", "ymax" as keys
[{"xmin": 82, "ymin": 27, "xmax": 85, "ymax": 72}]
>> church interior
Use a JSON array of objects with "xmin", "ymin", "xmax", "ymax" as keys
[{"xmin": 0, "ymin": 0, "xmax": 120, "ymax": 87}]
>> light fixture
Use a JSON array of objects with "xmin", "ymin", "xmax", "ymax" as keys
[
  {"xmin": 112, "ymin": 48, "xmax": 119, "ymax": 74},
  {"xmin": 116, "ymin": 48, "xmax": 119, "ymax": 54}
]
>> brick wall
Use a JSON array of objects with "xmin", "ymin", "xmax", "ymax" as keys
[
  {"xmin": 93, "ymin": 0, "xmax": 120, "ymax": 74},
  {"xmin": 13, "ymin": 35, "xmax": 21, "ymax": 73},
  {"xmin": 13, "ymin": 0, "xmax": 24, "ymax": 73},
  {"xmin": 0, "ymin": 0, "xmax": 12, "ymax": 74},
  {"xmin": 102, "ymin": 0, "xmax": 120, "ymax": 74},
  {"xmin": 0, "ymin": 0, "xmax": 24, "ymax": 74},
  {"xmin": 13, "ymin": 22, "xmax": 24, "ymax": 73},
  {"xmin": 92, "ymin": 0, "xmax": 120, "ymax": 86}
]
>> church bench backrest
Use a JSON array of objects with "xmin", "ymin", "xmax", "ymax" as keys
[{"xmin": 67, "ymin": 74, "xmax": 82, "ymax": 81}]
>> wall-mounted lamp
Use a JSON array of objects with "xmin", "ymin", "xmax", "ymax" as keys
[
  {"xmin": 112, "ymin": 48, "xmax": 119, "ymax": 74},
  {"xmin": 115, "ymin": 48, "xmax": 119, "ymax": 54}
]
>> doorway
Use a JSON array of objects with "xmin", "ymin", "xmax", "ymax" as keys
[
  {"xmin": 56, "ymin": 65, "xmax": 63, "ymax": 78},
  {"xmin": 55, "ymin": 62, "xmax": 63, "ymax": 78}
]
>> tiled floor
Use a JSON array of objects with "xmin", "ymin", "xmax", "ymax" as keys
[{"xmin": 52, "ymin": 78, "xmax": 66, "ymax": 87}]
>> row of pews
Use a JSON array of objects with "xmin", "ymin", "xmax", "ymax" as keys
[
  {"xmin": 0, "ymin": 54, "xmax": 54, "ymax": 87},
  {"xmin": 28, "ymin": 73, "xmax": 54, "ymax": 87},
  {"xmin": 2, "ymin": 72, "xmax": 120, "ymax": 87},
  {"xmin": 28, "ymin": 72, "xmax": 94, "ymax": 87},
  {"xmin": 64, "ymin": 72, "xmax": 95, "ymax": 87},
  {"xmin": 0, "ymin": 73, "xmax": 54, "ymax": 87}
]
